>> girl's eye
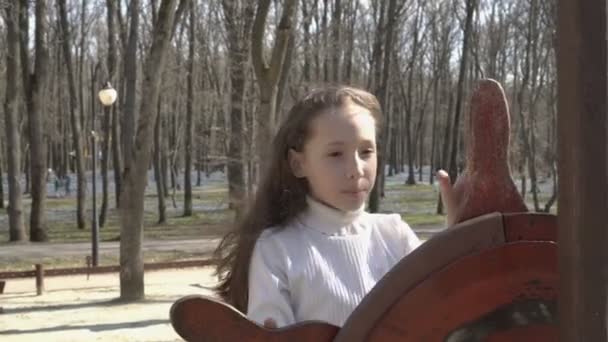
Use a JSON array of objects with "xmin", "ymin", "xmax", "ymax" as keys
[
  {"xmin": 361, "ymin": 149, "xmax": 375, "ymax": 156},
  {"xmin": 328, "ymin": 151, "xmax": 342, "ymax": 157}
]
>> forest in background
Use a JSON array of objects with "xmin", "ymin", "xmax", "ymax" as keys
[{"xmin": 0, "ymin": 0, "xmax": 557, "ymax": 298}]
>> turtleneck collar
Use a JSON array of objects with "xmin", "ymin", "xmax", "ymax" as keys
[{"xmin": 297, "ymin": 196, "xmax": 367, "ymax": 236}]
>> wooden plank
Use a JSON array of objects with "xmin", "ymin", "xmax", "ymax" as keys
[{"xmin": 557, "ymin": 0, "xmax": 608, "ymax": 340}]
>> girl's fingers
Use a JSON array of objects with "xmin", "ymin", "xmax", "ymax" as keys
[{"xmin": 436, "ymin": 169, "xmax": 456, "ymax": 226}]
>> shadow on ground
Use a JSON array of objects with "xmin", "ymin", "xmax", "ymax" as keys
[
  {"xmin": 1, "ymin": 298, "xmax": 176, "ymax": 315},
  {"xmin": 0, "ymin": 319, "xmax": 170, "ymax": 335}
]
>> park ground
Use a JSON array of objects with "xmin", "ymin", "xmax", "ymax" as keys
[{"xmin": 0, "ymin": 267, "xmax": 217, "ymax": 342}]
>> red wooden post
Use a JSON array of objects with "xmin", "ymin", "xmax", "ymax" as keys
[{"xmin": 557, "ymin": 0, "xmax": 608, "ymax": 340}]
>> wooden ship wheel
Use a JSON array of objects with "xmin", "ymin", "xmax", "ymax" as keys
[{"xmin": 169, "ymin": 79, "xmax": 558, "ymax": 342}]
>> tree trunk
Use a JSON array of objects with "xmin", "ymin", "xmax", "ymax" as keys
[
  {"xmin": 448, "ymin": 0, "xmax": 476, "ymax": 182},
  {"xmin": 343, "ymin": 0, "xmax": 358, "ymax": 83},
  {"xmin": 18, "ymin": 0, "xmax": 31, "ymax": 200},
  {"xmin": 251, "ymin": 0, "xmax": 297, "ymax": 177},
  {"xmin": 403, "ymin": 5, "xmax": 422, "ymax": 186},
  {"xmin": 301, "ymin": 1, "xmax": 311, "ymax": 83},
  {"xmin": 437, "ymin": 80, "xmax": 454, "ymax": 215},
  {"xmin": 429, "ymin": 75, "xmax": 440, "ymax": 185},
  {"xmin": 415, "ymin": 77, "xmax": 433, "ymax": 183},
  {"xmin": 122, "ymin": 0, "xmax": 139, "ymax": 178},
  {"xmin": 113, "ymin": 0, "xmax": 124, "ymax": 208},
  {"xmin": 543, "ymin": 78, "xmax": 558, "ymax": 213},
  {"xmin": 402, "ymin": 81, "xmax": 416, "ymax": 185},
  {"xmin": 322, "ymin": 0, "xmax": 329, "ymax": 82},
  {"xmin": 221, "ymin": 0, "xmax": 255, "ymax": 219},
  {"xmin": 154, "ymin": 96, "xmax": 167, "ymax": 224},
  {"xmin": 367, "ymin": 0, "xmax": 387, "ymax": 213},
  {"xmin": 28, "ymin": 0, "xmax": 51, "ymax": 241},
  {"xmin": 517, "ymin": 0, "xmax": 542, "ymax": 212},
  {"xmin": 101, "ymin": 0, "xmax": 118, "ymax": 226},
  {"xmin": 78, "ymin": 0, "xmax": 88, "ymax": 137},
  {"xmin": 23, "ymin": 153, "xmax": 30, "ymax": 195},
  {"xmin": 169, "ymin": 106, "xmax": 178, "ymax": 194},
  {"xmin": 161, "ymin": 123, "xmax": 170, "ymax": 199},
  {"xmin": 112, "ymin": 105, "xmax": 123, "ymax": 208},
  {"xmin": 183, "ymin": 0, "xmax": 195, "ymax": 217},
  {"xmin": 58, "ymin": 0, "xmax": 87, "ymax": 230},
  {"xmin": 369, "ymin": 0, "xmax": 398, "ymax": 213},
  {"xmin": 331, "ymin": 0, "xmax": 341, "ymax": 82},
  {"xmin": 3, "ymin": 2, "xmax": 27, "ymax": 241},
  {"xmin": 119, "ymin": 0, "xmax": 179, "ymax": 301},
  {"xmin": 99, "ymin": 105, "xmax": 111, "ymax": 227},
  {"xmin": 0, "ymin": 145, "xmax": 4, "ymax": 209},
  {"xmin": 275, "ymin": 30, "xmax": 295, "ymax": 122}
]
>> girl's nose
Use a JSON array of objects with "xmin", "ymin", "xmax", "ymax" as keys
[{"xmin": 346, "ymin": 154, "xmax": 365, "ymax": 179}]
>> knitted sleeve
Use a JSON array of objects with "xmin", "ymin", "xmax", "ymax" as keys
[{"xmin": 247, "ymin": 230, "xmax": 296, "ymax": 328}]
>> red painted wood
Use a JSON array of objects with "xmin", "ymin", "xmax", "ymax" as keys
[
  {"xmin": 485, "ymin": 325, "xmax": 557, "ymax": 342},
  {"xmin": 503, "ymin": 213, "xmax": 557, "ymax": 242},
  {"xmin": 365, "ymin": 243, "xmax": 557, "ymax": 341},
  {"xmin": 170, "ymin": 295, "xmax": 339, "ymax": 342},
  {"xmin": 451, "ymin": 80, "xmax": 528, "ymax": 225}
]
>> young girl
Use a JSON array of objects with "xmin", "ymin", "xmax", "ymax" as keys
[{"xmin": 214, "ymin": 85, "xmax": 454, "ymax": 328}]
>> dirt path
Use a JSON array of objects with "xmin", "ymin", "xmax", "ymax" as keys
[{"xmin": 0, "ymin": 267, "xmax": 218, "ymax": 341}]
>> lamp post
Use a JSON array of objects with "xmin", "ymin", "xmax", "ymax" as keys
[{"xmin": 92, "ymin": 82, "xmax": 117, "ymax": 266}]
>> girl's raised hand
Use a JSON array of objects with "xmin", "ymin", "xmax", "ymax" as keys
[{"xmin": 437, "ymin": 169, "xmax": 457, "ymax": 227}]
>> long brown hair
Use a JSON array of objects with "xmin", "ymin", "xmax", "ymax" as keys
[{"xmin": 213, "ymin": 85, "xmax": 382, "ymax": 312}]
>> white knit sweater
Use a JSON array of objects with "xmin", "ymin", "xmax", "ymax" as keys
[{"xmin": 247, "ymin": 196, "xmax": 421, "ymax": 328}]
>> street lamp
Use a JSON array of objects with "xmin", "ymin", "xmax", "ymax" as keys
[{"xmin": 91, "ymin": 82, "xmax": 117, "ymax": 266}]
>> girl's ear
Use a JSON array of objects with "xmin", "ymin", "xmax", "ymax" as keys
[{"xmin": 288, "ymin": 149, "xmax": 306, "ymax": 178}]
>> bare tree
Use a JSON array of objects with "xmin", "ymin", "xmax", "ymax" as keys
[
  {"xmin": 401, "ymin": 0, "xmax": 424, "ymax": 186},
  {"xmin": 58, "ymin": 0, "xmax": 87, "ymax": 230},
  {"xmin": 122, "ymin": 0, "xmax": 139, "ymax": 179},
  {"xmin": 369, "ymin": 0, "xmax": 401, "ymax": 213},
  {"xmin": 183, "ymin": 0, "xmax": 195, "ymax": 216},
  {"xmin": 154, "ymin": 95, "xmax": 167, "ymax": 223},
  {"xmin": 111, "ymin": 0, "xmax": 123, "ymax": 209},
  {"xmin": 251, "ymin": 0, "xmax": 298, "ymax": 174},
  {"xmin": 100, "ymin": 0, "xmax": 118, "ymax": 227},
  {"xmin": 3, "ymin": 1, "xmax": 26, "ymax": 241},
  {"xmin": 221, "ymin": 0, "xmax": 255, "ymax": 219},
  {"xmin": 0, "ymin": 145, "xmax": 4, "ymax": 209},
  {"xmin": 331, "ymin": 0, "xmax": 341, "ymax": 82},
  {"xmin": 119, "ymin": 0, "xmax": 182, "ymax": 301},
  {"xmin": 25, "ymin": 0, "xmax": 51, "ymax": 241},
  {"xmin": 448, "ymin": 0, "xmax": 476, "ymax": 182}
]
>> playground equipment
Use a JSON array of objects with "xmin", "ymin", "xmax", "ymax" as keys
[{"xmin": 169, "ymin": 79, "xmax": 558, "ymax": 341}]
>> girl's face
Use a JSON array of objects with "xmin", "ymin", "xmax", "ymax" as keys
[{"xmin": 290, "ymin": 100, "xmax": 378, "ymax": 212}]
